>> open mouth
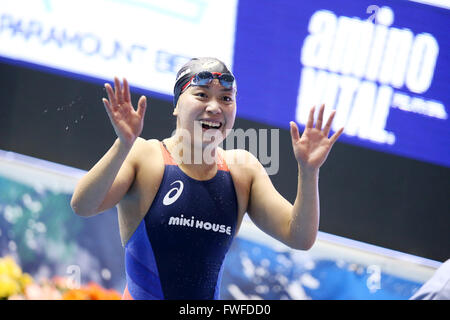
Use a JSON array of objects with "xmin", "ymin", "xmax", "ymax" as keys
[{"xmin": 199, "ymin": 120, "xmax": 222, "ymax": 130}]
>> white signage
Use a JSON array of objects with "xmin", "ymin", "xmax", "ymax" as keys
[
  {"xmin": 296, "ymin": 6, "xmax": 446, "ymax": 146},
  {"xmin": 0, "ymin": 0, "xmax": 238, "ymax": 96}
]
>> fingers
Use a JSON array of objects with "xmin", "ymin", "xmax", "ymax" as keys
[
  {"xmin": 323, "ymin": 109, "xmax": 336, "ymax": 137},
  {"xmin": 122, "ymin": 77, "xmax": 131, "ymax": 103},
  {"xmin": 298, "ymin": 103, "xmax": 344, "ymax": 141},
  {"xmin": 320, "ymin": 107, "xmax": 344, "ymax": 143},
  {"xmin": 316, "ymin": 104, "xmax": 325, "ymax": 130},
  {"xmin": 104, "ymin": 77, "xmax": 129, "ymax": 107},
  {"xmin": 309, "ymin": 103, "xmax": 341, "ymax": 138},
  {"xmin": 102, "ymin": 98, "xmax": 116, "ymax": 124},
  {"xmin": 114, "ymin": 77, "xmax": 124, "ymax": 104},
  {"xmin": 104, "ymin": 83, "xmax": 116, "ymax": 108},
  {"xmin": 102, "ymin": 97, "xmax": 110, "ymax": 111},
  {"xmin": 104, "ymin": 77, "xmax": 146, "ymax": 119},
  {"xmin": 329, "ymin": 126, "xmax": 345, "ymax": 145},
  {"xmin": 306, "ymin": 105, "xmax": 315, "ymax": 129},
  {"xmin": 137, "ymin": 96, "xmax": 147, "ymax": 118},
  {"xmin": 290, "ymin": 121, "xmax": 300, "ymax": 143}
]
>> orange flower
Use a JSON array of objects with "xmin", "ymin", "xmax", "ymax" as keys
[
  {"xmin": 62, "ymin": 288, "xmax": 90, "ymax": 300},
  {"xmin": 63, "ymin": 282, "xmax": 121, "ymax": 300}
]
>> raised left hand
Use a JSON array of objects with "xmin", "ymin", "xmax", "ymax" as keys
[{"xmin": 290, "ymin": 104, "xmax": 344, "ymax": 172}]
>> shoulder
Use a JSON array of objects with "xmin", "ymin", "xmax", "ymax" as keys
[
  {"xmin": 133, "ymin": 137, "xmax": 161, "ymax": 151},
  {"xmin": 124, "ymin": 138, "xmax": 166, "ymax": 200},
  {"xmin": 128, "ymin": 138, "xmax": 163, "ymax": 169},
  {"xmin": 221, "ymin": 148, "xmax": 265, "ymax": 180},
  {"xmin": 130, "ymin": 137, "xmax": 161, "ymax": 156},
  {"xmin": 222, "ymin": 148, "xmax": 262, "ymax": 168}
]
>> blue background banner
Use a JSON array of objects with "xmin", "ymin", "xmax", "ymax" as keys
[{"xmin": 233, "ymin": 0, "xmax": 450, "ymax": 167}]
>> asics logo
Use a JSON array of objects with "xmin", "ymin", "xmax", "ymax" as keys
[{"xmin": 163, "ymin": 180, "xmax": 184, "ymax": 206}]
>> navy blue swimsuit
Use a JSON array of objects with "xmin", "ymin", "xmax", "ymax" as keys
[{"xmin": 123, "ymin": 141, "xmax": 238, "ymax": 300}]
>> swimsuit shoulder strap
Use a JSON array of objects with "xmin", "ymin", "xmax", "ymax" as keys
[{"xmin": 160, "ymin": 141, "xmax": 177, "ymax": 165}]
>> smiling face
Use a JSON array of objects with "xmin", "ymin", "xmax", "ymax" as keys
[{"xmin": 173, "ymin": 79, "xmax": 237, "ymax": 148}]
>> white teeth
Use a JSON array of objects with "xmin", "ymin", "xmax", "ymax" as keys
[{"xmin": 199, "ymin": 120, "xmax": 221, "ymax": 128}]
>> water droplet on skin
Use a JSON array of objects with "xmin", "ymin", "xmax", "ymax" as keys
[{"xmin": 65, "ymin": 126, "xmax": 69, "ymax": 130}]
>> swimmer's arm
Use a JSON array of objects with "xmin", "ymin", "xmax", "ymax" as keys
[
  {"xmin": 288, "ymin": 166, "xmax": 321, "ymax": 250},
  {"xmin": 71, "ymin": 77, "xmax": 147, "ymax": 217},
  {"xmin": 248, "ymin": 104, "xmax": 343, "ymax": 250},
  {"xmin": 70, "ymin": 138, "xmax": 136, "ymax": 217},
  {"xmin": 246, "ymin": 155, "xmax": 319, "ymax": 250}
]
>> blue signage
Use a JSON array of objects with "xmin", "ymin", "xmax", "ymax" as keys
[{"xmin": 232, "ymin": 0, "xmax": 450, "ymax": 168}]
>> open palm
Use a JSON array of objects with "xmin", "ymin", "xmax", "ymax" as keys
[
  {"xmin": 103, "ymin": 77, "xmax": 147, "ymax": 148},
  {"xmin": 290, "ymin": 104, "xmax": 344, "ymax": 171}
]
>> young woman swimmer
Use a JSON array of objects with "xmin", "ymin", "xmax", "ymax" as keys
[{"xmin": 70, "ymin": 57, "xmax": 344, "ymax": 300}]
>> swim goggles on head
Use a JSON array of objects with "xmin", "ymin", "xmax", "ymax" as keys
[{"xmin": 181, "ymin": 71, "xmax": 235, "ymax": 92}]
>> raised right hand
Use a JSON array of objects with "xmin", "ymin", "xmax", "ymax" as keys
[{"xmin": 103, "ymin": 77, "xmax": 147, "ymax": 148}]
